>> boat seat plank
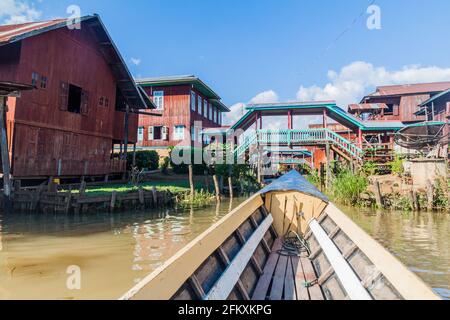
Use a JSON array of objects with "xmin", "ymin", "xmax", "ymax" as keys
[
  {"xmin": 300, "ymin": 255, "xmax": 325, "ymax": 300},
  {"xmin": 252, "ymin": 238, "xmax": 283, "ymax": 300},
  {"xmin": 269, "ymin": 254, "xmax": 288, "ymax": 300},
  {"xmin": 283, "ymin": 257, "xmax": 296, "ymax": 300},
  {"xmin": 292, "ymin": 255, "xmax": 309, "ymax": 301}
]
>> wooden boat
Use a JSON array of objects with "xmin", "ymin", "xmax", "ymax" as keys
[{"xmin": 121, "ymin": 171, "xmax": 440, "ymax": 301}]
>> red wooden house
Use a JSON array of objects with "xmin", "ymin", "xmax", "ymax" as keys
[
  {"xmin": 136, "ymin": 76, "xmax": 230, "ymax": 156},
  {"xmin": 349, "ymin": 82, "xmax": 450, "ymax": 123},
  {"xmin": 0, "ymin": 15, "xmax": 154, "ymax": 182}
]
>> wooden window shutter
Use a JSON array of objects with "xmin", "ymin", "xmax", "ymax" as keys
[
  {"xmin": 59, "ymin": 81, "xmax": 69, "ymax": 111},
  {"xmin": 393, "ymin": 104, "xmax": 399, "ymax": 116},
  {"xmin": 81, "ymin": 90, "xmax": 89, "ymax": 115},
  {"xmin": 162, "ymin": 126, "xmax": 169, "ymax": 141},
  {"xmin": 148, "ymin": 126, "xmax": 154, "ymax": 140}
]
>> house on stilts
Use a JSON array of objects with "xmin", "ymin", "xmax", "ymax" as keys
[{"xmin": 0, "ymin": 15, "xmax": 155, "ymax": 185}]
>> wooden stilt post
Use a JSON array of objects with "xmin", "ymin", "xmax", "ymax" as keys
[
  {"xmin": 0, "ymin": 96, "xmax": 12, "ymax": 213},
  {"xmin": 132, "ymin": 143, "xmax": 137, "ymax": 168},
  {"xmin": 325, "ymin": 143, "xmax": 331, "ymax": 190}
]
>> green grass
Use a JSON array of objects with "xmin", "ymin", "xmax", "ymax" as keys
[{"xmin": 64, "ymin": 180, "xmax": 212, "ymax": 197}]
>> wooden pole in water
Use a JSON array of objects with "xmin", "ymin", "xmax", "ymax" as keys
[
  {"xmin": 228, "ymin": 165, "xmax": 234, "ymax": 199},
  {"xmin": 212, "ymin": 171, "xmax": 221, "ymax": 202},
  {"xmin": 427, "ymin": 180, "xmax": 434, "ymax": 212},
  {"xmin": 188, "ymin": 164, "xmax": 195, "ymax": 200},
  {"xmin": 0, "ymin": 96, "xmax": 12, "ymax": 213},
  {"xmin": 373, "ymin": 180, "xmax": 384, "ymax": 209}
]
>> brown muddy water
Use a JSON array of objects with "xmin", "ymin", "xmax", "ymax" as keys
[{"xmin": 0, "ymin": 199, "xmax": 448, "ymax": 300}]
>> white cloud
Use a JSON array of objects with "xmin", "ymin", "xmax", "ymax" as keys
[
  {"xmin": 297, "ymin": 61, "xmax": 450, "ymax": 108},
  {"xmin": 130, "ymin": 57, "xmax": 141, "ymax": 66},
  {"xmin": 0, "ymin": 0, "xmax": 42, "ymax": 24},
  {"xmin": 249, "ymin": 90, "xmax": 279, "ymax": 104},
  {"xmin": 225, "ymin": 90, "xmax": 279, "ymax": 125}
]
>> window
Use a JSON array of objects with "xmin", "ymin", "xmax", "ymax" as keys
[
  {"xmin": 198, "ymin": 96, "xmax": 203, "ymax": 116},
  {"xmin": 99, "ymin": 97, "xmax": 104, "ymax": 106},
  {"xmin": 174, "ymin": 125, "xmax": 185, "ymax": 140},
  {"xmin": 191, "ymin": 91, "xmax": 196, "ymax": 111},
  {"xmin": 150, "ymin": 126, "xmax": 167, "ymax": 140},
  {"xmin": 67, "ymin": 84, "xmax": 82, "ymax": 114},
  {"xmin": 191, "ymin": 127, "xmax": 196, "ymax": 142},
  {"xmin": 138, "ymin": 127, "xmax": 144, "ymax": 142},
  {"xmin": 212, "ymin": 107, "xmax": 216, "ymax": 123},
  {"xmin": 31, "ymin": 72, "xmax": 39, "ymax": 87},
  {"xmin": 105, "ymin": 98, "xmax": 109, "ymax": 107},
  {"xmin": 218, "ymin": 111, "xmax": 221, "ymax": 125},
  {"xmin": 40, "ymin": 76, "xmax": 47, "ymax": 89},
  {"xmin": 153, "ymin": 91, "xmax": 164, "ymax": 110},
  {"xmin": 385, "ymin": 104, "xmax": 394, "ymax": 115},
  {"xmin": 207, "ymin": 101, "xmax": 212, "ymax": 120}
]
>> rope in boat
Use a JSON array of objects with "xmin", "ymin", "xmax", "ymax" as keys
[{"xmin": 277, "ymin": 230, "xmax": 311, "ymax": 257}]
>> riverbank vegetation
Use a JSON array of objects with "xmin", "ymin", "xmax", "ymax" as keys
[{"xmin": 306, "ymin": 161, "xmax": 449, "ymax": 212}]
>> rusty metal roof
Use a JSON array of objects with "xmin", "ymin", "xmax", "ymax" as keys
[
  {"xmin": 0, "ymin": 15, "xmax": 155, "ymax": 110},
  {"xmin": 348, "ymin": 103, "xmax": 388, "ymax": 112},
  {"xmin": 363, "ymin": 82, "xmax": 450, "ymax": 100}
]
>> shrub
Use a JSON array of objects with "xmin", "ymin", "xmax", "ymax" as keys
[
  {"xmin": 389, "ymin": 155, "xmax": 404, "ymax": 176},
  {"xmin": 330, "ymin": 169, "xmax": 368, "ymax": 206},
  {"xmin": 169, "ymin": 147, "xmax": 207, "ymax": 175},
  {"xmin": 160, "ymin": 156, "xmax": 170, "ymax": 175},
  {"xmin": 127, "ymin": 150, "xmax": 159, "ymax": 171}
]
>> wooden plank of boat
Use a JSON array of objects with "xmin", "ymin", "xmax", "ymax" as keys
[
  {"xmin": 205, "ymin": 214, "xmax": 274, "ymax": 300},
  {"xmin": 120, "ymin": 194, "xmax": 264, "ymax": 300},
  {"xmin": 252, "ymin": 238, "xmax": 283, "ymax": 300},
  {"xmin": 309, "ymin": 219, "xmax": 372, "ymax": 300},
  {"xmin": 283, "ymin": 257, "xmax": 296, "ymax": 300},
  {"xmin": 324, "ymin": 203, "xmax": 439, "ymax": 300},
  {"xmin": 291, "ymin": 255, "xmax": 310, "ymax": 300},
  {"xmin": 299, "ymin": 254, "xmax": 324, "ymax": 300},
  {"xmin": 269, "ymin": 253, "xmax": 288, "ymax": 300}
]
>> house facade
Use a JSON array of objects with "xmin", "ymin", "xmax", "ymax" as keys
[
  {"xmin": 0, "ymin": 16, "xmax": 153, "ymax": 180},
  {"xmin": 136, "ymin": 76, "xmax": 230, "ymax": 156},
  {"xmin": 349, "ymin": 82, "xmax": 450, "ymax": 123}
]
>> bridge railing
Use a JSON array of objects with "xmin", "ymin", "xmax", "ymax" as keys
[{"xmin": 234, "ymin": 129, "xmax": 364, "ymax": 160}]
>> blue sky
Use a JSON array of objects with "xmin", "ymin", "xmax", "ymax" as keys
[{"xmin": 2, "ymin": 0, "xmax": 450, "ymax": 122}]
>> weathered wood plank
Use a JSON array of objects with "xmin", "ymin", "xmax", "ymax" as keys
[
  {"xmin": 283, "ymin": 257, "xmax": 296, "ymax": 300},
  {"xmin": 300, "ymin": 255, "xmax": 324, "ymax": 300},
  {"xmin": 252, "ymin": 238, "xmax": 283, "ymax": 300},
  {"xmin": 269, "ymin": 253, "xmax": 288, "ymax": 300},
  {"xmin": 205, "ymin": 214, "xmax": 273, "ymax": 300},
  {"xmin": 292, "ymin": 255, "xmax": 309, "ymax": 300}
]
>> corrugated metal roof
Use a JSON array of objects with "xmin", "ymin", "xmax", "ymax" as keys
[
  {"xmin": 348, "ymin": 103, "xmax": 388, "ymax": 112},
  {"xmin": 231, "ymin": 101, "xmax": 404, "ymax": 132},
  {"xmin": 0, "ymin": 15, "xmax": 155, "ymax": 110},
  {"xmin": 136, "ymin": 75, "xmax": 230, "ymax": 111},
  {"xmin": 364, "ymin": 82, "xmax": 450, "ymax": 100},
  {"xmin": 419, "ymin": 88, "xmax": 450, "ymax": 107}
]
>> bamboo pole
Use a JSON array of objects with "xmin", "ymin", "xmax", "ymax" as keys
[{"xmin": 0, "ymin": 96, "xmax": 12, "ymax": 213}]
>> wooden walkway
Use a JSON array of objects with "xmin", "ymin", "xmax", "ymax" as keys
[{"xmin": 252, "ymin": 238, "xmax": 324, "ymax": 301}]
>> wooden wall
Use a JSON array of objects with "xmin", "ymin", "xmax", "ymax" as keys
[
  {"xmin": 138, "ymin": 85, "xmax": 222, "ymax": 148},
  {"xmin": 0, "ymin": 24, "xmax": 131, "ymax": 178}
]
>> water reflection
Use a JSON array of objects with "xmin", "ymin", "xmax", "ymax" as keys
[
  {"xmin": 0, "ymin": 199, "xmax": 448, "ymax": 300},
  {"xmin": 0, "ymin": 198, "xmax": 244, "ymax": 300},
  {"xmin": 342, "ymin": 206, "xmax": 450, "ymax": 300}
]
